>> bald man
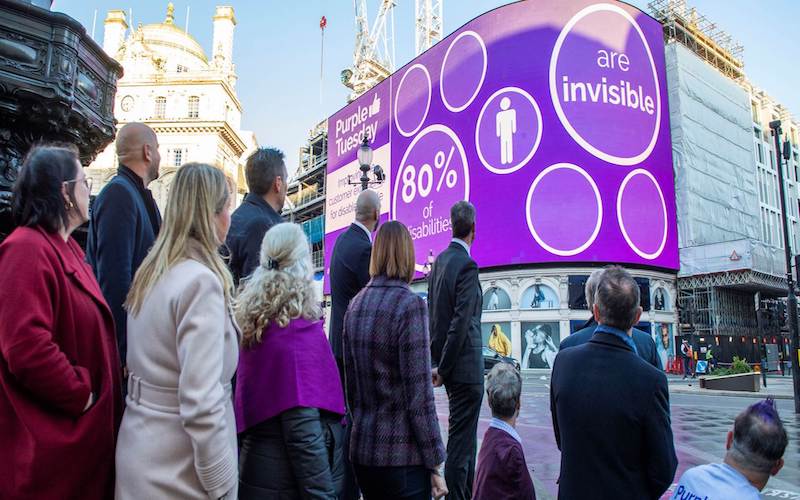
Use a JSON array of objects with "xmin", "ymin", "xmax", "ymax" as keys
[
  {"xmin": 328, "ymin": 188, "xmax": 380, "ymax": 500},
  {"xmin": 87, "ymin": 123, "xmax": 162, "ymax": 379}
]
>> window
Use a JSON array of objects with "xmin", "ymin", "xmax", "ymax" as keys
[
  {"xmin": 154, "ymin": 96, "xmax": 166, "ymax": 119},
  {"xmin": 173, "ymin": 148, "xmax": 183, "ymax": 167},
  {"xmin": 757, "ymin": 143, "xmax": 764, "ymax": 164},
  {"xmin": 177, "ymin": 64, "xmax": 188, "ymax": 73},
  {"xmin": 751, "ymin": 102, "xmax": 759, "ymax": 123},
  {"xmin": 188, "ymin": 96, "xmax": 199, "ymax": 119}
]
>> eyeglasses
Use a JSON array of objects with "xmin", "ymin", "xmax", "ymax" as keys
[{"xmin": 64, "ymin": 177, "xmax": 93, "ymax": 191}]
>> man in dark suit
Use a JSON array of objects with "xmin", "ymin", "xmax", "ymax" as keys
[
  {"xmin": 87, "ymin": 122, "xmax": 162, "ymax": 373},
  {"xmin": 329, "ymin": 189, "xmax": 380, "ymax": 500},
  {"xmin": 550, "ymin": 266, "xmax": 677, "ymax": 499},
  {"xmin": 226, "ymin": 147, "xmax": 286, "ymax": 287},
  {"xmin": 428, "ymin": 201, "xmax": 483, "ymax": 500},
  {"xmin": 329, "ymin": 189, "xmax": 380, "ymax": 369},
  {"xmin": 560, "ymin": 269, "xmax": 661, "ymax": 369}
]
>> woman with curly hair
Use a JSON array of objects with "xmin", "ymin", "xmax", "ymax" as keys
[{"xmin": 234, "ymin": 222, "xmax": 346, "ymax": 499}]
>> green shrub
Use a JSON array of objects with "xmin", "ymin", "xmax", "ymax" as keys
[{"xmin": 710, "ymin": 357, "xmax": 752, "ymax": 377}]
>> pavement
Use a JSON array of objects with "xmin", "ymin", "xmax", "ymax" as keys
[
  {"xmin": 668, "ymin": 373, "xmax": 796, "ymax": 399},
  {"xmin": 434, "ymin": 372, "xmax": 800, "ymax": 500}
]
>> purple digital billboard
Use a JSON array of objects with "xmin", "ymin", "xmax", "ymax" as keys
[{"xmin": 324, "ymin": 0, "xmax": 677, "ymax": 291}]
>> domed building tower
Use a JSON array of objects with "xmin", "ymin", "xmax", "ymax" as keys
[{"xmin": 88, "ymin": 3, "xmax": 257, "ymax": 208}]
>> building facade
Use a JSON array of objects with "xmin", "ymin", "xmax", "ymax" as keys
[
  {"xmin": 87, "ymin": 3, "xmax": 256, "ymax": 208},
  {"xmin": 651, "ymin": 0, "xmax": 800, "ymax": 364}
]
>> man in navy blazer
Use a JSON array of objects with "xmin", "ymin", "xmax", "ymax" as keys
[
  {"xmin": 226, "ymin": 148, "xmax": 286, "ymax": 287},
  {"xmin": 329, "ymin": 189, "xmax": 380, "ymax": 368},
  {"xmin": 550, "ymin": 267, "xmax": 677, "ymax": 499},
  {"xmin": 328, "ymin": 189, "xmax": 380, "ymax": 500},
  {"xmin": 87, "ymin": 123, "xmax": 161, "ymax": 371},
  {"xmin": 561, "ymin": 269, "xmax": 661, "ymax": 369}
]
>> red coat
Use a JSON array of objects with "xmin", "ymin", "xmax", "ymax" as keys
[{"xmin": 0, "ymin": 226, "xmax": 123, "ymax": 499}]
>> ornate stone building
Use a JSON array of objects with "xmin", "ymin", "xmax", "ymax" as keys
[{"xmin": 87, "ymin": 3, "xmax": 256, "ymax": 208}]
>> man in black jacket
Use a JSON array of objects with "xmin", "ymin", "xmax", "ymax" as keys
[
  {"xmin": 87, "ymin": 122, "xmax": 162, "ymax": 373},
  {"xmin": 550, "ymin": 266, "xmax": 677, "ymax": 499},
  {"xmin": 428, "ymin": 201, "xmax": 483, "ymax": 500},
  {"xmin": 328, "ymin": 189, "xmax": 380, "ymax": 500},
  {"xmin": 560, "ymin": 269, "xmax": 661, "ymax": 369},
  {"xmin": 226, "ymin": 147, "xmax": 286, "ymax": 286}
]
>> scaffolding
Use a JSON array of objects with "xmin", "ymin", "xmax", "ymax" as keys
[{"xmin": 649, "ymin": 0, "xmax": 744, "ymax": 80}]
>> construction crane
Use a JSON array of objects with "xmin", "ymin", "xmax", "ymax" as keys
[
  {"xmin": 341, "ymin": 0, "xmax": 396, "ymax": 101},
  {"xmin": 415, "ymin": 0, "xmax": 442, "ymax": 55},
  {"xmin": 341, "ymin": 0, "xmax": 444, "ymax": 101}
]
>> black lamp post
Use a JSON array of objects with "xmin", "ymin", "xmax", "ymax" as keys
[
  {"xmin": 769, "ymin": 119, "xmax": 800, "ymax": 413},
  {"xmin": 348, "ymin": 136, "xmax": 385, "ymax": 191}
]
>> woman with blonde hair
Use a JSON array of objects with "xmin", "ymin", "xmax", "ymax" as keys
[
  {"xmin": 235, "ymin": 222, "xmax": 345, "ymax": 499},
  {"xmin": 115, "ymin": 162, "xmax": 240, "ymax": 500},
  {"xmin": 343, "ymin": 221, "xmax": 447, "ymax": 499}
]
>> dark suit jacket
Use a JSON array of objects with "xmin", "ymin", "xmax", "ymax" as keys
[
  {"xmin": 550, "ymin": 332, "xmax": 677, "ymax": 499},
  {"xmin": 86, "ymin": 166, "xmax": 161, "ymax": 365},
  {"xmin": 329, "ymin": 223, "xmax": 372, "ymax": 361},
  {"xmin": 427, "ymin": 241, "xmax": 483, "ymax": 385},
  {"xmin": 226, "ymin": 193, "xmax": 283, "ymax": 286},
  {"xmin": 473, "ymin": 427, "xmax": 536, "ymax": 500},
  {"xmin": 560, "ymin": 318, "xmax": 662, "ymax": 370}
]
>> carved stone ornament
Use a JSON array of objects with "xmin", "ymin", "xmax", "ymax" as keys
[{"xmin": 0, "ymin": 0, "xmax": 123, "ymax": 241}]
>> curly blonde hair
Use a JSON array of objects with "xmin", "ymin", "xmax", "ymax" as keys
[{"xmin": 234, "ymin": 223, "xmax": 321, "ymax": 347}]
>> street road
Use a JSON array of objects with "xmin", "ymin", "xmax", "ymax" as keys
[{"xmin": 434, "ymin": 373, "xmax": 800, "ymax": 499}]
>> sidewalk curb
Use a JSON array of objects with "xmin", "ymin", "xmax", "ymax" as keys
[{"xmin": 668, "ymin": 385, "xmax": 793, "ymax": 399}]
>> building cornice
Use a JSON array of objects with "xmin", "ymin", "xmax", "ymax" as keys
[{"xmin": 144, "ymin": 120, "xmax": 247, "ymax": 154}]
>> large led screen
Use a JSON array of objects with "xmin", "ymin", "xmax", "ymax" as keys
[{"xmin": 324, "ymin": 0, "xmax": 677, "ymax": 291}]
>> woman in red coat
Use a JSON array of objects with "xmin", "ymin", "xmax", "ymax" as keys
[{"xmin": 0, "ymin": 145, "xmax": 123, "ymax": 499}]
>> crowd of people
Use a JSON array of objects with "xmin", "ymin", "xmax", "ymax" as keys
[{"xmin": 0, "ymin": 122, "xmax": 791, "ymax": 500}]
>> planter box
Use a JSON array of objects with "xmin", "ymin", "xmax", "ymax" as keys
[{"xmin": 699, "ymin": 372, "xmax": 761, "ymax": 392}]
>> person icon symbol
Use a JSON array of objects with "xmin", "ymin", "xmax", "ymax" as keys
[{"xmin": 496, "ymin": 96, "xmax": 516, "ymax": 165}]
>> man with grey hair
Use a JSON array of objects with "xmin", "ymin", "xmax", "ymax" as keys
[
  {"xmin": 329, "ymin": 188, "xmax": 380, "ymax": 500},
  {"xmin": 428, "ymin": 200, "xmax": 484, "ymax": 500},
  {"xmin": 672, "ymin": 398, "xmax": 787, "ymax": 499},
  {"xmin": 550, "ymin": 266, "xmax": 677, "ymax": 499},
  {"xmin": 560, "ymin": 268, "xmax": 661, "ymax": 368},
  {"xmin": 473, "ymin": 364, "xmax": 536, "ymax": 499}
]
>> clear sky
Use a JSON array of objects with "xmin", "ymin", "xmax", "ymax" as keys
[{"xmin": 52, "ymin": 0, "xmax": 799, "ymax": 175}]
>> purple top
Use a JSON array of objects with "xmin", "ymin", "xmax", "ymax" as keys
[{"xmin": 235, "ymin": 317, "xmax": 346, "ymax": 433}]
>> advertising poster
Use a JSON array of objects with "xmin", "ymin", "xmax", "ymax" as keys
[
  {"xmin": 324, "ymin": 0, "xmax": 676, "ymax": 291},
  {"xmin": 654, "ymin": 322, "xmax": 674, "ymax": 371},
  {"xmin": 520, "ymin": 284, "xmax": 560, "ymax": 309},
  {"xmin": 482, "ymin": 322, "xmax": 512, "ymax": 351},
  {"xmin": 521, "ymin": 322, "xmax": 561, "ymax": 369}
]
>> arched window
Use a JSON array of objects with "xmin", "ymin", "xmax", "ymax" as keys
[
  {"xmin": 521, "ymin": 284, "xmax": 558, "ymax": 309},
  {"xmin": 187, "ymin": 96, "xmax": 199, "ymax": 118},
  {"xmin": 154, "ymin": 96, "xmax": 166, "ymax": 119},
  {"xmin": 653, "ymin": 287, "xmax": 670, "ymax": 311},
  {"xmin": 482, "ymin": 287, "xmax": 511, "ymax": 311}
]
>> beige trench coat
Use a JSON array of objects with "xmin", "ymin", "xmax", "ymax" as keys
[{"xmin": 115, "ymin": 258, "xmax": 239, "ymax": 500}]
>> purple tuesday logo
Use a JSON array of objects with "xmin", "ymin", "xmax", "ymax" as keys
[{"xmin": 549, "ymin": 3, "xmax": 660, "ymax": 166}]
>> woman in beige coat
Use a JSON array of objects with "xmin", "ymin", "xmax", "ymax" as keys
[{"xmin": 115, "ymin": 162, "xmax": 239, "ymax": 500}]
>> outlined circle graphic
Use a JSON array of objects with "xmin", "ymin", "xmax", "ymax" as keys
[
  {"xmin": 616, "ymin": 168, "xmax": 667, "ymax": 260},
  {"xmin": 392, "ymin": 124, "xmax": 471, "ymax": 269},
  {"xmin": 440, "ymin": 30, "xmax": 488, "ymax": 113},
  {"xmin": 526, "ymin": 163, "xmax": 602, "ymax": 256},
  {"xmin": 394, "ymin": 63, "xmax": 432, "ymax": 137},
  {"xmin": 475, "ymin": 87, "xmax": 543, "ymax": 175},
  {"xmin": 549, "ymin": 3, "xmax": 661, "ymax": 166}
]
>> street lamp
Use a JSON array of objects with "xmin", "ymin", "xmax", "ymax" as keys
[
  {"xmin": 769, "ymin": 119, "xmax": 800, "ymax": 413},
  {"xmin": 348, "ymin": 136, "xmax": 385, "ymax": 191}
]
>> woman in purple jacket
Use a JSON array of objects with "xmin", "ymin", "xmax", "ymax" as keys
[
  {"xmin": 234, "ymin": 223, "xmax": 346, "ymax": 499},
  {"xmin": 343, "ymin": 221, "xmax": 447, "ymax": 500}
]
